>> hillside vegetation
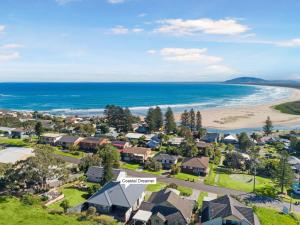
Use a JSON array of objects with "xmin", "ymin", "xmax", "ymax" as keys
[{"xmin": 274, "ymin": 101, "xmax": 300, "ymax": 115}]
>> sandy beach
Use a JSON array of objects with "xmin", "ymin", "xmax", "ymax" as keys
[{"xmin": 174, "ymin": 87, "xmax": 300, "ymax": 130}]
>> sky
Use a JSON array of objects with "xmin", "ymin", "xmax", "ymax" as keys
[{"xmin": 1, "ymin": 0, "xmax": 300, "ymax": 82}]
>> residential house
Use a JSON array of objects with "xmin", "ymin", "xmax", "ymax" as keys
[
  {"xmin": 11, "ymin": 128, "xmax": 28, "ymax": 139},
  {"xmin": 168, "ymin": 137, "xmax": 185, "ymax": 146},
  {"xmin": 111, "ymin": 140, "xmax": 131, "ymax": 150},
  {"xmin": 181, "ymin": 157, "xmax": 209, "ymax": 176},
  {"xmin": 288, "ymin": 156, "xmax": 300, "ymax": 173},
  {"xmin": 56, "ymin": 136, "xmax": 83, "ymax": 149},
  {"xmin": 0, "ymin": 127, "xmax": 15, "ymax": 137},
  {"xmin": 125, "ymin": 133, "xmax": 156, "ymax": 141},
  {"xmin": 223, "ymin": 134, "xmax": 238, "ymax": 144},
  {"xmin": 153, "ymin": 153, "xmax": 179, "ymax": 169},
  {"xmin": 137, "ymin": 188, "xmax": 194, "ymax": 225},
  {"xmin": 79, "ymin": 137, "xmax": 109, "ymax": 151},
  {"xmin": 85, "ymin": 180, "xmax": 145, "ymax": 222},
  {"xmin": 202, "ymin": 133, "xmax": 222, "ymax": 143},
  {"xmin": 121, "ymin": 147, "xmax": 153, "ymax": 163},
  {"xmin": 196, "ymin": 141, "xmax": 212, "ymax": 151},
  {"xmin": 134, "ymin": 123, "xmax": 149, "ymax": 134},
  {"xmin": 39, "ymin": 133, "xmax": 63, "ymax": 145},
  {"xmin": 86, "ymin": 166, "xmax": 126, "ymax": 183},
  {"xmin": 201, "ymin": 195, "xmax": 260, "ymax": 225}
]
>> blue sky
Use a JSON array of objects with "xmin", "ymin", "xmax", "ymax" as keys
[{"xmin": 1, "ymin": 0, "xmax": 300, "ymax": 82}]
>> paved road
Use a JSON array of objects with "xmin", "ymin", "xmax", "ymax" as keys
[{"xmin": 125, "ymin": 169, "xmax": 246, "ymax": 196}]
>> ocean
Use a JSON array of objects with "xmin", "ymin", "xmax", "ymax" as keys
[{"xmin": 0, "ymin": 82, "xmax": 292, "ymax": 116}]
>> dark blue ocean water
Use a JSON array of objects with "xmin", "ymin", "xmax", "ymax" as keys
[{"xmin": 0, "ymin": 82, "xmax": 291, "ymax": 116}]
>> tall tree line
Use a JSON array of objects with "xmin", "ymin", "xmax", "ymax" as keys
[
  {"xmin": 104, "ymin": 105, "xmax": 134, "ymax": 132},
  {"xmin": 180, "ymin": 109, "xmax": 202, "ymax": 131}
]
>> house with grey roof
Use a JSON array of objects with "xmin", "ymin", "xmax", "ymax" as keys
[
  {"xmin": 138, "ymin": 188, "xmax": 194, "ymax": 225},
  {"xmin": 153, "ymin": 153, "xmax": 179, "ymax": 169},
  {"xmin": 85, "ymin": 180, "xmax": 145, "ymax": 222},
  {"xmin": 56, "ymin": 136, "xmax": 83, "ymax": 149},
  {"xmin": 85, "ymin": 166, "xmax": 126, "ymax": 183},
  {"xmin": 201, "ymin": 195, "xmax": 260, "ymax": 225}
]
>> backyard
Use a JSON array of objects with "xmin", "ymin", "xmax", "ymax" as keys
[
  {"xmin": 146, "ymin": 182, "xmax": 192, "ymax": 196},
  {"xmin": 254, "ymin": 207, "xmax": 299, "ymax": 225},
  {"xmin": 0, "ymin": 197, "xmax": 94, "ymax": 225}
]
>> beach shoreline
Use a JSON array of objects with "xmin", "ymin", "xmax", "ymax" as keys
[{"xmin": 173, "ymin": 86, "xmax": 300, "ymax": 131}]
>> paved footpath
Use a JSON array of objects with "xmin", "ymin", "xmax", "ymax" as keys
[{"xmin": 125, "ymin": 169, "xmax": 300, "ymax": 213}]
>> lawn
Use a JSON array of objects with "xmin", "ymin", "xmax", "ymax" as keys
[
  {"xmin": 143, "ymin": 168, "xmax": 166, "ymax": 175},
  {"xmin": 146, "ymin": 182, "xmax": 167, "ymax": 192},
  {"xmin": 120, "ymin": 162, "xmax": 141, "ymax": 170},
  {"xmin": 146, "ymin": 182, "xmax": 192, "ymax": 196},
  {"xmin": 0, "ymin": 137, "xmax": 28, "ymax": 147},
  {"xmin": 197, "ymin": 192, "xmax": 208, "ymax": 209},
  {"xmin": 53, "ymin": 148, "xmax": 86, "ymax": 159},
  {"xmin": 172, "ymin": 172, "xmax": 199, "ymax": 181},
  {"xmin": 0, "ymin": 197, "xmax": 93, "ymax": 225},
  {"xmin": 204, "ymin": 165, "xmax": 273, "ymax": 192},
  {"xmin": 254, "ymin": 207, "xmax": 298, "ymax": 225},
  {"xmin": 47, "ymin": 184, "xmax": 88, "ymax": 211}
]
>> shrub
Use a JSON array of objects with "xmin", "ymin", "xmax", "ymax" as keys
[
  {"xmin": 93, "ymin": 215, "xmax": 118, "ymax": 225},
  {"xmin": 21, "ymin": 194, "xmax": 41, "ymax": 205}
]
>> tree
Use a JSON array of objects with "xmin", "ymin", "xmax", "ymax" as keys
[
  {"xmin": 98, "ymin": 145, "xmax": 120, "ymax": 184},
  {"xmin": 238, "ymin": 132, "xmax": 252, "ymax": 152},
  {"xmin": 79, "ymin": 154, "xmax": 101, "ymax": 172},
  {"xmin": 34, "ymin": 122, "xmax": 44, "ymax": 137},
  {"xmin": 223, "ymin": 152, "xmax": 245, "ymax": 171},
  {"xmin": 196, "ymin": 111, "xmax": 202, "ymax": 131},
  {"xmin": 144, "ymin": 158, "xmax": 162, "ymax": 172},
  {"xmin": 104, "ymin": 105, "xmax": 133, "ymax": 132},
  {"xmin": 165, "ymin": 107, "xmax": 176, "ymax": 134},
  {"xmin": 146, "ymin": 107, "xmax": 163, "ymax": 132},
  {"xmin": 86, "ymin": 206, "xmax": 97, "ymax": 218},
  {"xmin": 225, "ymin": 144, "xmax": 235, "ymax": 152},
  {"xmin": 272, "ymin": 151, "xmax": 294, "ymax": 193},
  {"xmin": 180, "ymin": 140, "xmax": 198, "ymax": 157},
  {"xmin": 60, "ymin": 199, "xmax": 70, "ymax": 213},
  {"xmin": 189, "ymin": 109, "xmax": 196, "ymax": 131},
  {"xmin": 263, "ymin": 116, "xmax": 273, "ymax": 136},
  {"xmin": 180, "ymin": 110, "xmax": 189, "ymax": 127},
  {"xmin": 178, "ymin": 125, "xmax": 192, "ymax": 139},
  {"xmin": 170, "ymin": 164, "xmax": 180, "ymax": 175},
  {"xmin": 249, "ymin": 146, "xmax": 260, "ymax": 192}
]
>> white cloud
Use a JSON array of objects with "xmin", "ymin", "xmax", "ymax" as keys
[
  {"xmin": 0, "ymin": 52, "xmax": 20, "ymax": 62},
  {"xmin": 0, "ymin": 44, "xmax": 24, "ymax": 49},
  {"xmin": 110, "ymin": 26, "xmax": 143, "ymax": 35},
  {"xmin": 0, "ymin": 25, "xmax": 5, "ymax": 33},
  {"xmin": 152, "ymin": 48, "xmax": 222, "ymax": 65},
  {"xmin": 107, "ymin": 0, "xmax": 125, "ymax": 4},
  {"xmin": 147, "ymin": 49, "xmax": 157, "ymax": 54},
  {"xmin": 55, "ymin": 0, "xmax": 81, "ymax": 5},
  {"xmin": 277, "ymin": 38, "xmax": 300, "ymax": 47},
  {"xmin": 138, "ymin": 13, "xmax": 147, "ymax": 18},
  {"xmin": 155, "ymin": 18, "xmax": 249, "ymax": 36}
]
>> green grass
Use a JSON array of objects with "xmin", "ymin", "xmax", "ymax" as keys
[
  {"xmin": 205, "ymin": 166, "xmax": 273, "ymax": 192},
  {"xmin": 0, "ymin": 197, "xmax": 93, "ymax": 225},
  {"xmin": 204, "ymin": 164, "xmax": 217, "ymax": 185},
  {"xmin": 53, "ymin": 148, "xmax": 86, "ymax": 159},
  {"xmin": 120, "ymin": 163, "xmax": 141, "ymax": 170},
  {"xmin": 47, "ymin": 184, "xmax": 88, "ymax": 211},
  {"xmin": 0, "ymin": 137, "xmax": 28, "ymax": 147},
  {"xmin": 197, "ymin": 192, "xmax": 208, "ymax": 209},
  {"xmin": 255, "ymin": 207, "xmax": 298, "ymax": 225},
  {"xmin": 172, "ymin": 172, "xmax": 199, "ymax": 181},
  {"xmin": 146, "ymin": 182, "xmax": 192, "ymax": 196},
  {"xmin": 143, "ymin": 169, "xmax": 166, "ymax": 175},
  {"xmin": 146, "ymin": 182, "xmax": 167, "ymax": 192},
  {"xmin": 274, "ymin": 101, "xmax": 300, "ymax": 115},
  {"xmin": 177, "ymin": 186, "xmax": 192, "ymax": 196}
]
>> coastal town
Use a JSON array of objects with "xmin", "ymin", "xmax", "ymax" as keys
[{"xmin": 1, "ymin": 105, "xmax": 300, "ymax": 225}]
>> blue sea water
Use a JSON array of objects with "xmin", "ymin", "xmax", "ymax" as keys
[{"xmin": 0, "ymin": 82, "xmax": 292, "ymax": 116}]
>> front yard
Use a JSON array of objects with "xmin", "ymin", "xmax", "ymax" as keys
[
  {"xmin": 0, "ymin": 137, "xmax": 28, "ymax": 147},
  {"xmin": 52, "ymin": 148, "xmax": 86, "ymax": 159},
  {"xmin": 254, "ymin": 207, "xmax": 298, "ymax": 225},
  {"xmin": 146, "ymin": 182, "xmax": 193, "ymax": 196},
  {"xmin": 171, "ymin": 172, "xmax": 199, "ymax": 181}
]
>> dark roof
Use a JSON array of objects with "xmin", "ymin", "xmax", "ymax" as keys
[
  {"xmin": 86, "ymin": 166, "xmax": 122, "ymax": 179},
  {"xmin": 140, "ymin": 189, "xmax": 194, "ymax": 224},
  {"xmin": 153, "ymin": 153, "xmax": 178, "ymax": 161},
  {"xmin": 181, "ymin": 157, "xmax": 209, "ymax": 169},
  {"xmin": 196, "ymin": 141, "xmax": 212, "ymax": 148},
  {"xmin": 87, "ymin": 180, "xmax": 145, "ymax": 208},
  {"xmin": 201, "ymin": 195, "xmax": 258, "ymax": 225},
  {"xmin": 122, "ymin": 147, "xmax": 151, "ymax": 155},
  {"xmin": 58, "ymin": 136, "xmax": 81, "ymax": 143}
]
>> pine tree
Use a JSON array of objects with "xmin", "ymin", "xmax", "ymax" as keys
[
  {"xmin": 165, "ymin": 107, "xmax": 176, "ymax": 134},
  {"xmin": 189, "ymin": 109, "xmax": 195, "ymax": 131},
  {"xmin": 154, "ymin": 106, "xmax": 163, "ymax": 131},
  {"xmin": 181, "ymin": 110, "xmax": 189, "ymax": 127},
  {"xmin": 34, "ymin": 122, "xmax": 44, "ymax": 137},
  {"xmin": 263, "ymin": 116, "xmax": 273, "ymax": 136},
  {"xmin": 272, "ymin": 151, "xmax": 294, "ymax": 193},
  {"xmin": 196, "ymin": 111, "xmax": 202, "ymax": 131}
]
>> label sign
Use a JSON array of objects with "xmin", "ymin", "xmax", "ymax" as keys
[{"xmin": 121, "ymin": 177, "xmax": 157, "ymax": 185}]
